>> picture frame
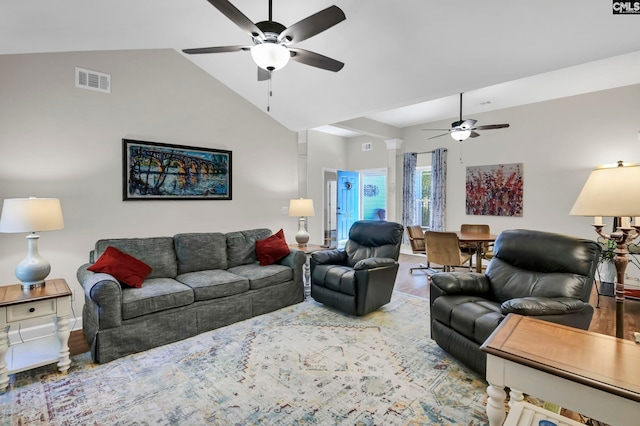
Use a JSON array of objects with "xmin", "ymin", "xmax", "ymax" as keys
[
  {"xmin": 122, "ymin": 139, "xmax": 232, "ymax": 200},
  {"xmin": 465, "ymin": 163, "xmax": 523, "ymax": 217}
]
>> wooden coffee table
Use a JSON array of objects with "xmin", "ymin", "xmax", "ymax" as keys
[{"xmin": 480, "ymin": 314, "xmax": 640, "ymax": 426}]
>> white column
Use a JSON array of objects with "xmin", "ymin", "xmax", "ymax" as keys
[{"xmin": 384, "ymin": 138, "xmax": 403, "ymax": 222}]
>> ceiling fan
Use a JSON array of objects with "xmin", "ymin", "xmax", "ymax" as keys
[
  {"xmin": 183, "ymin": 0, "xmax": 345, "ymax": 81},
  {"xmin": 423, "ymin": 93, "xmax": 510, "ymax": 141}
]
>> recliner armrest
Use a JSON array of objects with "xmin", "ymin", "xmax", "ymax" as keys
[
  {"xmin": 501, "ymin": 297, "xmax": 589, "ymax": 316},
  {"xmin": 353, "ymin": 257, "xmax": 397, "ymax": 270},
  {"xmin": 311, "ymin": 249, "xmax": 348, "ymax": 265},
  {"xmin": 430, "ymin": 272, "xmax": 491, "ymax": 295}
]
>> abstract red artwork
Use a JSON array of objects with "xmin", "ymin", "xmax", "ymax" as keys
[{"xmin": 465, "ymin": 163, "xmax": 523, "ymax": 217}]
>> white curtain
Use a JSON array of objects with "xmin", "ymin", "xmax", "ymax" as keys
[
  {"xmin": 430, "ymin": 148, "xmax": 447, "ymax": 231},
  {"xmin": 402, "ymin": 152, "xmax": 418, "ymax": 242}
]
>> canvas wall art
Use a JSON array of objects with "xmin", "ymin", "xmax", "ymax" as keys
[
  {"xmin": 466, "ymin": 163, "xmax": 523, "ymax": 216},
  {"xmin": 123, "ymin": 139, "xmax": 232, "ymax": 200}
]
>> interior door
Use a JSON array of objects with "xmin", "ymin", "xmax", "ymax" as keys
[{"xmin": 336, "ymin": 170, "xmax": 360, "ymax": 247}]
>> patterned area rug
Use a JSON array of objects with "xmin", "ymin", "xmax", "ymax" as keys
[{"xmin": 1, "ymin": 293, "xmax": 492, "ymax": 425}]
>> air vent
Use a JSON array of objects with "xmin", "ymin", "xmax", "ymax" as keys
[
  {"xmin": 75, "ymin": 67, "xmax": 111, "ymax": 93},
  {"xmin": 362, "ymin": 142, "xmax": 372, "ymax": 151}
]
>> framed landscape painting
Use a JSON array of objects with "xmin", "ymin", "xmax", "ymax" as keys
[
  {"xmin": 465, "ymin": 163, "xmax": 523, "ymax": 217},
  {"xmin": 123, "ymin": 139, "xmax": 232, "ymax": 200}
]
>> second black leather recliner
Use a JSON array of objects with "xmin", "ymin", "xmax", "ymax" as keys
[{"xmin": 430, "ymin": 229, "xmax": 601, "ymax": 377}]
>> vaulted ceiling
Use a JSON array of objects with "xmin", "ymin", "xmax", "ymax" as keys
[{"xmin": 2, "ymin": 1, "xmax": 640, "ymax": 134}]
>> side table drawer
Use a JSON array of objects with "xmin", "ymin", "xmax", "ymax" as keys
[{"xmin": 7, "ymin": 299, "xmax": 56, "ymax": 322}]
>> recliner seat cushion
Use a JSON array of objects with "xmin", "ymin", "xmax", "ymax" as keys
[
  {"xmin": 121, "ymin": 277, "xmax": 194, "ymax": 320},
  {"xmin": 176, "ymin": 270, "xmax": 249, "ymax": 301},
  {"xmin": 432, "ymin": 295, "xmax": 502, "ymax": 345},
  {"xmin": 312, "ymin": 264, "xmax": 356, "ymax": 296},
  {"xmin": 228, "ymin": 263, "xmax": 293, "ymax": 290}
]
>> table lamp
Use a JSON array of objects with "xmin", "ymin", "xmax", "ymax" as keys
[
  {"xmin": 0, "ymin": 197, "xmax": 65, "ymax": 289},
  {"xmin": 569, "ymin": 161, "xmax": 640, "ymax": 338},
  {"xmin": 289, "ymin": 198, "xmax": 315, "ymax": 246}
]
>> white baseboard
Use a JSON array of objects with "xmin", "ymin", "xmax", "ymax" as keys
[{"xmin": 7, "ymin": 316, "xmax": 83, "ymax": 346}]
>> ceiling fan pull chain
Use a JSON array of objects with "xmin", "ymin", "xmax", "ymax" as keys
[
  {"xmin": 459, "ymin": 141, "xmax": 464, "ymax": 164},
  {"xmin": 266, "ymin": 72, "xmax": 273, "ymax": 112}
]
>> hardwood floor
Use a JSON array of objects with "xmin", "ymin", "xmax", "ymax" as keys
[{"xmin": 67, "ymin": 253, "xmax": 640, "ymax": 355}]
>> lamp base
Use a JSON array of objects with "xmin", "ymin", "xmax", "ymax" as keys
[
  {"xmin": 295, "ymin": 217, "xmax": 310, "ymax": 246},
  {"xmin": 16, "ymin": 233, "xmax": 51, "ymax": 290}
]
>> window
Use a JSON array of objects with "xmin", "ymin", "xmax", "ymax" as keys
[{"xmin": 415, "ymin": 166, "xmax": 432, "ymax": 228}]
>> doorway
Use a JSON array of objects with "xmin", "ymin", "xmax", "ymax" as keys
[{"xmin": 323, "ymin": 168, "xmax": 387, "ymax": 248}]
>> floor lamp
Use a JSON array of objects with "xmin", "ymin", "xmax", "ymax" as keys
[{"xmin": 570, "ymin": 161, "xmax": 640, "ymax": 339}]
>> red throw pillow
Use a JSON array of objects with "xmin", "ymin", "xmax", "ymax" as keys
[
  {"xmin": 255, "ymin": 229, "xmax": 291, "ymax": 266},
  {"xmin": 88, "ymin": 246, "xmax": 152, "ymax": 288}
]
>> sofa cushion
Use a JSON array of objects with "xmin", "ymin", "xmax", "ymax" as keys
[
  {"xmin": 255, "ymin": 229, "xmax": 290, "ymax": 266},
  {"xmin": 432, "ymin": 294, "xmax": 502, "ymax": 345},
  {"xmin": 176, "ymin": 270, "xmax": 250, "ymax": 301},
  {"xmin": 226, "ymin": 229, "xmax": 272, "ymax": 268},
  {"xmin": 228, "ymin": 263, "xmax": 293, "ymax": 290},
  {"xmin": 88, "ymin": 246, "xmax": 152, "ymax": 288},
  {"xmin": 121, "ymin": 277, "xmax": 194, "ymax": 320},
  {"xmin": 95, "ymin": 237, "xmax": 177, "ymax": 279},
  {"xmin": 174, "ymin": 232, "xmax": 228, "ymax": 274}
]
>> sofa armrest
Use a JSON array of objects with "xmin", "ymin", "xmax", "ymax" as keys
[
  {"xmin": 430, "ymin": 272, "xmax": 491, "ymax": 295},
  {"xmin": 501, "ymin": 297, "xmax": 589, "ymax": 316},
  {"xmin": 311, "ymin": 249, "xmax": 348, "ymax": 266},
  {"xmin": 77, "ymin": 263, "xmax": 123, "ymax": 329},
  {"xmin": 353, "ymin": 257, "xmax": 397, "ymax": 270},
  {"xmin": 278, "ymin": 249, "xmax": 306, "ymax": 287}
]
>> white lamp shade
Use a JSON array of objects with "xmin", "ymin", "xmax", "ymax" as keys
[
  {"xmin": 570, "ymin": 164, "xmax": 640, "ymax": 216},
  {"xmin": 450, "ymin": 130, "xmax": 471, "ymax": 141},
  {"xmin": 0, "ymin": 197, "xmax": 65, "ymax": 233},
  {"xmin": 251, "ymin": 43, "xmax": 290, "ymax": 71},
  {"xmin": 289, "ymin": 198, "xmax": 315, "ymax": 217}
]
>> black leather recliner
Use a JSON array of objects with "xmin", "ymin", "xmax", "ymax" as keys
[
  {"xmin": 310, "ymin": 220, "xmax": 404, "ymax": 316},
  {"xmin": 430, "ymin": 229, "xmax": 601, "ymax": 377}
]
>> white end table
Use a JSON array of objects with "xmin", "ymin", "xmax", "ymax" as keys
[{"xmin": 0, "ymin": 278, "xmax": 72, "ymax": 391}]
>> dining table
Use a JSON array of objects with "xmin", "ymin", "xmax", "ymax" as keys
[{"xmin": 456, "ymin": 231, "xmax": 498, "ymax": 272}]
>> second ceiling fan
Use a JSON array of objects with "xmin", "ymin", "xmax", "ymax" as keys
[
  {"xmin": 183, "ymin": 0, "xmax": 345, "ymax": 81},
  {"xmin": 423, "ymin": 93, "xmax": 510, "ymax": 141}
]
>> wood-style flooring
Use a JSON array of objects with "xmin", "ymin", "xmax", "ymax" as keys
[{"xmin": 67, "ymin": 253, "xmax": 640, "ymax": 356}]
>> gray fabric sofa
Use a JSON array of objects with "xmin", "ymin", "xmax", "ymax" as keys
[{"xmin": 78, "ymin": 229, "xmax": 305, "ymax": 363}]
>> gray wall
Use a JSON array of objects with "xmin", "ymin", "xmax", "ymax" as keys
[{"xmin": 0, "ymin": 49, "xmax": 300, "ymax": 328}]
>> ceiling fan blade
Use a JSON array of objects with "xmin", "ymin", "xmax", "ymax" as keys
[
  {"xmin": 470, "ymin": 131, "xmax": 481, "ymax": 138},
  {"xmin": 422, "ymin": 128, "xmax": 452, "ymax": 131},
  {"xmin": 459, "ymin": 119, "xmax": 477, "ymax": 130},
  {"xmin": 473, "ymin": 124, "xmax": 510, "ymax": 130},
  {"xmin": 428, "ymin": 133, "xmax": 450, "ymax": 140},
  {"xmin": 257, "ymin": 67, "xmax": 270, "ymax": 81},
  {"xmin": 206, "ymin": 0, "xmax": 265, "ymax": 39},
  {"xmin": 278, "ymin": 5, "xmax": 346, "ymax": 43},
  {"xmin": 288, "ymin": 48, "xmax": 344, "ymax": 72},
  {"xmin": 182, "ymin": 45, "xmax": 249, "ymax": 54}
]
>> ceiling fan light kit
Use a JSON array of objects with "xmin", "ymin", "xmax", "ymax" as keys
[
  {"xmin": 251, "ymin": 43, "xmax": 290, "ymax": 71},
  {"xmin": 450, "ymin": 129, "xmax": 471, "ymax": 141}
]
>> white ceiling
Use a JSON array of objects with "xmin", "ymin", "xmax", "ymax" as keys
[{"xmin": 2, "ymin": 0, "xmax": 640, "ymax": 134}]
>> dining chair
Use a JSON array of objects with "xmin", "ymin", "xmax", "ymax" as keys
[
  {"xmin": 460, "ymin": 224, "xmax": 493, "ymax": 269},
  {"xmin": 406, "ymin": 226, "xmax": 429, "ymax": 273},
  {"xmin": 425, "ymin": 231, "xmax": 472, "ymax": 272}
]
